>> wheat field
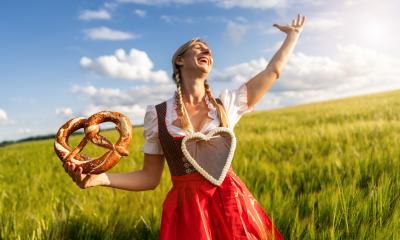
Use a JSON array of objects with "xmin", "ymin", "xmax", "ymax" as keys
[{"xmin": 1, "ymin": 89, "xmax": 399, "ymax": 239}]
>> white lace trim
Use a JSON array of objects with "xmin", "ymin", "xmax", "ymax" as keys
[
  {"xmin": 166, "ymin": 93, "xmax": 220, "ymax": 135},
  {"xmin": 236, "ymin": 83, "xmax": 254, "ymax": 115},
  {"xmin": 142, "ymin": 84, "xmax": 253, "ymax": 154}
]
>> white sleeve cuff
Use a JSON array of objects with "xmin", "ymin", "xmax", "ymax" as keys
[
  {"xmin": 142, "ymin": 104, "xmax": 164, "ymax": 155},
  {"xmin": 219, "ymin": 83, "xmax": 254, "ymax": 128},
  {"xmin": 142, "ymin": 142, "xmax": 164, "ymax": 155},
  {"xmin": 236, "ymin": 83, "xmax": 254, "ymax": 115}
]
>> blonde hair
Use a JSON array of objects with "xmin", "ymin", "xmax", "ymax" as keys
[{"xmin": 171, "ymin": 38, "xmax": 229, "ymax": 131}]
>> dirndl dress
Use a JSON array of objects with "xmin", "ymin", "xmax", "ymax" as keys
[{"xmin": 154, "ymin": 101, "xmax": 283, "ymax": 240}]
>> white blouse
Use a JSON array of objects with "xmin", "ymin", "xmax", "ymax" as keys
[{"xmin": 141, "ymin": 83, "xmax": 254, "ymax": 155}]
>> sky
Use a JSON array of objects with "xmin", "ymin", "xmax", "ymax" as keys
[{"xmin": 0, "ymin": 0, "xmax": 399, "ymax": 142}]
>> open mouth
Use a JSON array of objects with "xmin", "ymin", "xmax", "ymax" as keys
[{"xmin": 198, "ymin": 57, "xmax": 209, "ymax": 65}]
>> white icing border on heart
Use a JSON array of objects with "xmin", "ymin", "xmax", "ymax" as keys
[{"xmin": 181, "ymin": 127, "xmax": 236, "ymax": 186}]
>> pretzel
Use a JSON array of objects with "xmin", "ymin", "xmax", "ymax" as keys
[{"xmin": 54, "ymin": 111, "xmax": 132, "ymax": 174}]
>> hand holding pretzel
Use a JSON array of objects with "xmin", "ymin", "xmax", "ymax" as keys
[
  {"xmin": 54, "ymin": 111, "xmax": 133, "ymax": 181},
  {"xmin": 63, "ymin": 160, "xmax": 109, "ymax": 189}
]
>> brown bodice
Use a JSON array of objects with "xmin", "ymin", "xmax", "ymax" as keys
[{"xmin": 155, "ymin": 99, "xmax": 223, "ymax": 176}]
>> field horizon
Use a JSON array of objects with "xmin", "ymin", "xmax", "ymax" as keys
[
  {"xmin": 1, "ymin": 88, "xmax": 399, "ymax": 239},
  {"xmin": 2, "ymin": 88, "xmax": 399, "ymax": 147}
]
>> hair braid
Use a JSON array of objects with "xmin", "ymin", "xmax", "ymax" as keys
[
  {"xmin": 204, "ymin": 79, "xmax": 229, "ymax": 128},
  {"xmin": 175, "ymin": 72, "xmax": 193, "ymax": 131}
]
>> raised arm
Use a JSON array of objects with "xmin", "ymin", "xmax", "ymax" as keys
[
  {"xmin": 64, "ymin": 153, "xmax": 165, "ymax": 191},
  {"xmin": 245, "ymin": 14, "xmax": 306, "ymax": 108}
]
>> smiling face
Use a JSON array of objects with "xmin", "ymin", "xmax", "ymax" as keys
[{"xmin": 175, "ymin": 40, "xmax": 213, "ymax": 75}]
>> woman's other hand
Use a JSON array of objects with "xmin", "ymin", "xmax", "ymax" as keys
[
  {"xmin": 63, "ymin": 161, "xmax": 110, "ymax": 189},
  {"xmin": 273, "ymin": 13, "xmax": 306, "ymax": 35}
]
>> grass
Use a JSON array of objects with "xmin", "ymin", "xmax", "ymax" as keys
[{"xmin": 1, "ymin": 89, "xmax": 400, "ymax": 239}]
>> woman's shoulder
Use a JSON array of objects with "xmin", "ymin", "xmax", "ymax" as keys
[
  {"xmin": 217, "ymin": 83, "xmax": 254, "ymax": 127},
  {"xmin": 144, "ymin": 95, "xmax": 174, "ymax": 117}
]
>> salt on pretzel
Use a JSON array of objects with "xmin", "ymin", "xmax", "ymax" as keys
[{"xmin": 54, "ymin": 111, "xmax": 132, "ymax": 174}]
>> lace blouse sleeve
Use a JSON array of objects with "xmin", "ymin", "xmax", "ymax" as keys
[
  {"xmin": 141, "ymin": 105, "xmax": 164, "ymax": 155},
  {"xmin": 219, "ymin": 83, "xmax": 254, "ymax": 128}
]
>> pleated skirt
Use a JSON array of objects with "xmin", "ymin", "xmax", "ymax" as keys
[{"xmin": 160, "ymin": 166, "xmax": 283, "ymax": 240}]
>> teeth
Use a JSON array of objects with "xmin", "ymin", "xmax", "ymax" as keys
[{"xmin": 199, "ymin": 57, "xmax": 208, "ymax": 64}]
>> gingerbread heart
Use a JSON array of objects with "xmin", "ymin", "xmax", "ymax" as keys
[{"xmin": 181, "ymin": 127, "xmax": 236, "ymax": 186}]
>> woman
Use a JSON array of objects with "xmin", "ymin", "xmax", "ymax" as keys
[{"xmin": 64, "ymin": 14, "xmax": 306, "ymax": 239}]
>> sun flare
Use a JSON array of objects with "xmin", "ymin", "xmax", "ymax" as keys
[{"xmin": 360, "ymin": 21, "xmax": 387, "ymax": 45}]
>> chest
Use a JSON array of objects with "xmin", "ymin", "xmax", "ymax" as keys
[{"xmin": 172, "ymin": 102, "xmax": 214, "ymax": 133}]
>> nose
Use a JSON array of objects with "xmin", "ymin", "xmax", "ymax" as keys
[
  {"xmin": 203, "ymin": 48, "xmax": 211, "ymax": 56},
  {"xmin": 204, "ymin": 49, "xmax": 213, "ymax": 64}
]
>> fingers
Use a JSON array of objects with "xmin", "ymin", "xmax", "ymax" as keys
[
  {"xmin": 63, "ymin": 161, "xmax": 75, "ymax": 178},
  {"xmin": 291, "ymin": 13, "xmax": 306, "ymax": 27},
  {"xmin": 297, "ymin": 14, "xmax": 301, "ymax": 26},
  {"xmin": 63, "ymin": 161, "xmax": 85, "ymax": 185},
  {"xmin": 274, "ymin": 13, "xmax": 306, "ymax": 31},
  {"xmin": 71, "ymin": 164, "xmax": 82, "ymax": 183},
  {"xmin": 273, "ymin": 23, "xmax": 281, "ymax": 29},
  {"xmin": 296, "ymin": 14, "xmax": 305, "ymax": 26},
  {"xmin": 81, "ymin": 174, "xmax": 93, "ymax": 189},
  {"xmin": 67, "ymin": 162, "xmax": 78, "ymax": 178},
  {"xmin": 292, "ymin": 14, "xmax": 299, "ymax": 26},
  {"xmin": 301, "ymin": 15, "xmax": 306, "ymax": 26},
  {"xmin": 77, "ymin": 166, "xmax": 85, "ymax": 182}
]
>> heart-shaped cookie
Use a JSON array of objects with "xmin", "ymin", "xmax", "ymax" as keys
[{"xmin": 181, "ymin": 127, "xmax": 236, "ymax": 186}]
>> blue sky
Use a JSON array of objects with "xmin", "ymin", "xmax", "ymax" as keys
[{"xmin": 1, "ymin": 0, "xmax": 399, "ymax": 142}]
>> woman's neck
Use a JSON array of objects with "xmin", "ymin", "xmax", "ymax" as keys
[{"xmin": 180, "ymin": 72, "xmax": 207, "ymax": 106}]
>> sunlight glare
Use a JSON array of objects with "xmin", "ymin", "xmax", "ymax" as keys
[{"xmin": 360, "ymin": 21, "xmax": 387, "ymax": 45}]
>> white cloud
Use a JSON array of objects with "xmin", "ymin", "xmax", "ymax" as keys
[
  {"xmin": 79, "ymin": 9, "xmax": 111, "ymax": 21},
  {"xmin": 263, "ymin": 40, "xmax": 284, "ymax": 52},
  {"xmin": 83, "ymin": 27, "xmax": 140, "ymax": 41},
  {"xmin": 344, "ymin": 0, "xmax": 364, "ymax": 7},
  {"xmin": 80, "ymin": 48, "xmax": 170, "ymax": 83},
  {"xmin": 72, "ymin": 84, "xmax": 175, "ymax": 107},
  {"xmin": 205, "ymin": 16, "xmax": 229, "ymax": 23},
  {"xmin": 160, "ymin": 15, "xmax": 193, "ymax": 23},
  {"xmin": 104, "ymin": 2, "xmax": 119, "ymax": 10},
  {"xmin": 72, "ymin": 85, "xmax": 97, "ymax": 95},
  {"xmin": 72, "ymin": 84, "xmax": 176, "ymax": 125},
  {"xmin": 134, "ymin": 9, "xmax": 147, "ymax": 17},
  {"xmin": 117, "ymin": 0, "xmax": 325, "ymax": 9},
  {"xmin": 213, "ymin": 43, "xmax": 400, "ymax": 106},
  {"xmin": 117, "ymin": 0, "xmax": 285, "ymax": 9},
  {"xmin": 0, "ymin": 108, "xmax": 15, "ymax": 128},
  {"xmin": 274, "ymin": 52, "xmax": 344, "ymax": 91},
  {"xmin": 118, "ymin": 0, "xmax": 198, "ymax": 5},
  {"xmin": 18, "ymin": 128, "xmax": 33, "ymax": 135},
  {"xmin": 0, "ymin": 108, "xmax": 8, "ymax": 123},
  {"xmin": 215, "ymin": 0, "xmax": 286, "ymax": 9},
  {"xmin": 81, "ymin": 104, "xmax": 146, "ymax": 125},
  {"xmin": 56, "ymin": 107, "xmax": 74, "ymax": 118},
  {"xmin": 224, "ymin": 21, "xmax": 248, "ymax": 44},
  {"xmin": 213, "ymin": 58, "xmax": 268, "ymax": 83},
  {"xmin": 235, "ymin": 16, "xmax": 248, "ymax": 23},
  {"xmin": 306, "ymin": 17, "xmax": 341, "ymax": 32}
]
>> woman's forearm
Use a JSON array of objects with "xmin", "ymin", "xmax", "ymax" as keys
[
  {"xmin": 246, "ymin": 32, "xmax": 301, "ymax": 107},
  {"xmin": 98, "ymin": 170, "xmax": 157, "ymax": 191},
  {"xmin": 267, "ymin": 32, "xmax": 300, "ymax": 77}
]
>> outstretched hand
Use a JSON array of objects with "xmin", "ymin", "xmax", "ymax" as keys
[
  {"xmin": 63, "ymin": 159, "xmax": 108, "ymax": 189},
  {"xmin": 273, "ymin": 13, "xmax": 306, "ymax": 35}
]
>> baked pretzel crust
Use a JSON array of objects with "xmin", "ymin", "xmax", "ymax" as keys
[{"xmin": 54, "ymin": 111, "xmax": 132, "ymax": 174}]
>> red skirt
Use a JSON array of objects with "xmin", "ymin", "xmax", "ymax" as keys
[{"xmin": 160, "ymin": 166, "xmax": 283, "ymax": 240}]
